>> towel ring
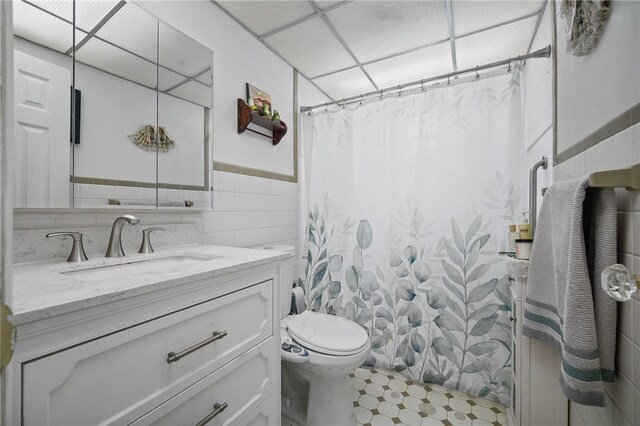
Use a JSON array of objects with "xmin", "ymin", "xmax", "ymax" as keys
[{"xmin": 601, "ymin": 264, "xmax": 639, "ymax": 302}]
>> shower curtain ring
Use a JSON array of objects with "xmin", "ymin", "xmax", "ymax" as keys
[
  {"xmin": 421, "ymin": 79, "xmax": 425, "ymax": 91},
  {"xmin": 380, "ymin": 91, "xmax": 383, "ymax": 100},
  {"xmin": 397, "ymin": 85, "xmax": 402, "ymax": 96},
  {"xmin": 359, "ymin": 95, "xmax": 363, "ymax": 106},
  {"xmin": 475, "ymin": 66, "xmax": 480, "ymax": 79},
  {"xmin": 324, "ymin": 103, "xmax": 328, "ymax": 112},
  {"xmin": 447, "ymin": 76, "xmax": 450, "ymax": 86},
  {"xmin": 507, "ymin": 59, "xmax": 512, "ymax": 73}
]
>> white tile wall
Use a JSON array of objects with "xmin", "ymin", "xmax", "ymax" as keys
[
  {"xmin": 74, "ymin": 183, "xmax": 211, "ymax": 210},
  {"xmin": 203, "ymin": 170, "xmax": 298, "ymax": 251},
  {"xmin": 554, "ymin": 123, "xmax": 640, "ymax": 425}
]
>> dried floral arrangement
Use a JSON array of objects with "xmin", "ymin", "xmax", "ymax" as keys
[
  {"xmin": 560, "ymin": 0, "xmax": 610, "ymax": 56},
  {"xmin": 129, "ymin": 125, "xmax": 176, "ymax": 152}
]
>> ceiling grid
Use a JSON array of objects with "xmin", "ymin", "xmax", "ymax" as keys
[
  {"xmin": 526, "ymin": 0, "xmax": 549, "ymax": 54},
  {"xmin": 15, "ymin": 0, "xmax": 211, "ymax": 97},
  {"xmin": 308, "ymin": 0, "xmax": 379, "ymax": 92},
  {"xmin": 15, "ymin": 1, "xmax": 548, "ymax": 104},
  {"xmin": 211, "ymin": 0, "xmax": 548, "ymax": 99},
  {"xmin": 215, "ymin": 0, "xmax": 546, "ymax": 101},
  {"xmin": 444, "ymin": 0, "xmax": 458, "ymax": 72}
]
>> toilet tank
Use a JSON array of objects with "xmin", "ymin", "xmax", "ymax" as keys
[{"xmin": 252, "ymin": 244, "xmax": 296, "ymax": 319}]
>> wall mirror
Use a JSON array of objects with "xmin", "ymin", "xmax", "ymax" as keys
[{"xmin": 12, "ymin": 0, "xmax": 213, "ymax": 209}]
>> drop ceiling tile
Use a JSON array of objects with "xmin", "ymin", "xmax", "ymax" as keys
[
  {"xmin": 158, "ymin": 67, "xmax": 187, "ymax": 92},
  {"xmin": 316, "ymin": 1, "xmax": 346, "ymax": 10},
  {"xmin": 18, "ymin": 0, "xmax": 121, "ymax": 31},
  {"xmin": 72, "ymin": 0, "xmax": 123, "ymax": 32},
  {"xmin": 13, "ymin": 1, "xmax": 74, "ymax": 53},
  {"xmin": 95, "ymin": 2, "xmax": 158, "ymax": 62},
  {"xmin": 264, "ymin": 16, "xmax": 356, "ymax": 77},
  {"xmin": 312, "ymin": 68, "xmax": 376, "ymax": 101},
  {"xmin": 217, "ymin": 1, "xmax": 315, "ymax": 36},
  {"xmin": 75, "ymin": 37, "xmax": 157, "ymax": 88},
  {"xmin": 196, "ymin": 70, "xmax": 213, "ymax": 87},
  {"xmin": 18, "ymin": 0, "xmax": 73, "ymax": 22},
  {"xmin": 455, "ymin": 16, "xmax": 538, "ymax": 70},
  {"xmin": 159, "ymin": 21, "xmax": 213, "ymax": 78},
  {"xmin": 166, "ymin": 80, "xmax": 212, "ymax": 108},
  {"xmin": 453, "ymin": 0, "xmax": 544, "ymax": 36},
  {"xmin": 365, "ymin": 42, "xmax": 453, "ymax": 89},
  {"xmin": 326, "ymin": 1, "xmax": 449, "ymax": 63}
]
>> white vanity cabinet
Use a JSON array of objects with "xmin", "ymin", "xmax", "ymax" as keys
[
  {"xmin": 10, "ymin": 246, "xmax": 288, "ymax": 426},
  {"xmin": 505, "ymin": 257, "xmax": 568, "ymax": 426}
]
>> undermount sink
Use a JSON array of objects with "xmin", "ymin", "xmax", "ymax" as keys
[{"xmin": 61, "ymin": 254, "xmax": 218, "ymax": 281}]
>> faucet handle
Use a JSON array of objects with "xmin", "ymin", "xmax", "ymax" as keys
[
  {"xmin": 46, "ymin": 232, "xmax": 89, "ymax": 262},
  {"xmin": 139, "ymin": 227, "xmax": 166, "ymax": 254}
]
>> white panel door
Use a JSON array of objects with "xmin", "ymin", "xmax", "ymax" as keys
[{"xmin": 14, "ymin": 50, "xmax": 70, "ymax": 207}]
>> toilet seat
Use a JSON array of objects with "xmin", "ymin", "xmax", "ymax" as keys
[{"xmin": 285, "ymin": 310, "xmax": 369, "ymax": 356}]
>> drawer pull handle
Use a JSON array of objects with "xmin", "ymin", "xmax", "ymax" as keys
[
  {"xmin": 167, "ymin": 330, "xmax": 228, "ymax": 363},
  {"xmin": 195, "ymin": 402, "xmax": 228, "ymax": 426}
]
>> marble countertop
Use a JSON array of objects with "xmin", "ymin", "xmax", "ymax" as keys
[
  {"xmin": 12, "ymin": 244, "xmax": 291, "ymax": 325},
  {"xmin": 500, "ymin": 254, "xmax": 530, "ymax": 278}
]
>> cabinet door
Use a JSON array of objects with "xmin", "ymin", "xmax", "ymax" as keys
[
  {"xmin": 510, "ymin": 291, "xmax": 522, "ymax": 425},
  {"xmin": 22, "ymin": 280, "xmax": 272, "ymax": 426},
  {"xmin": 130, "ymin": 339, "xmax": 276, "ymax": 426},
  {"xmin": 240, "ymin": 396, "xmax": 279, "ymax": 426}
]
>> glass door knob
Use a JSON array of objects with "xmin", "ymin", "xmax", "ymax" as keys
[{"xmin": 601, "ymin": 264, "xmax": 638, "ymax": 302}]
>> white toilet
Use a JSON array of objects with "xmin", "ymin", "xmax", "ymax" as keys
[{"xmin": 254, "ymin": 245, "xmax": 371, "ymax": 426}]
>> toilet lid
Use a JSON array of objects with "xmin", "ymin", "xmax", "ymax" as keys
[{"xmin": 286, "ymin": 311, "xmax": 369, "ymax": 356}]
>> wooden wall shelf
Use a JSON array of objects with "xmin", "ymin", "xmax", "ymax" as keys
[{"xmin": 237, "ymin": 98, "xmax": 287, "ymax": 145}]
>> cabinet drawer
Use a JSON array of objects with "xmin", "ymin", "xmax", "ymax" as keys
[
  {"xmin": 130, "ymin": 339, "xmax": 276, "ymax": 426},
  {"xmin": 22, "ymin": 280, "xmax": 273, "ymax": 426}
]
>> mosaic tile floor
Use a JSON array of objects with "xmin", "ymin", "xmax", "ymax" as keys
[{"xmin": 350, "ymin": 368, "xmax": 508, "ymax": 426}]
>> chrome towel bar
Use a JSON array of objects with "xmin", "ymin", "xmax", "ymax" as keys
[{"xmin": 541, "ymin": 163, "xmax": 640, "ymax": 196}]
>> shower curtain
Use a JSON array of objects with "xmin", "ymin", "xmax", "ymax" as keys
[{"xmin": 299, "ymin": 70, "xmax": 526, "ymax": 405}]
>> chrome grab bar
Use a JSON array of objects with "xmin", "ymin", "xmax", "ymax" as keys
[
  {"xmin": 529, "ymin": 155, "xmax": 548, "ymax": 238},
  {"xmin": 167, "ymin": 330, "xmax": 228, "ymax": 364},
  {"xmin": 195, "ymin": 402, "xmax": 229, "ymax": 426}
]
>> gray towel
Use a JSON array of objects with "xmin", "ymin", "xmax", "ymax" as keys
[{"xmin": 523, "ymin": 177, "xmax": 617, "ymax": 407}]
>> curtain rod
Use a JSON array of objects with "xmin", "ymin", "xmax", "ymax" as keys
[{"xmin": 300, "ymin": 45, "xmax": 551, "ymax": 112}]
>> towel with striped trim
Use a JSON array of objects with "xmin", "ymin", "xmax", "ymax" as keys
[{"xmin": 523, "ymin": 177, "xmax": 617, "ymax": 407}]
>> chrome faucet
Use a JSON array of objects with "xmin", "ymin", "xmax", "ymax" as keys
[
  {"xmin": 46, "ymin": 232, "xmax": 89, "ymax": 262},
  {"xmin": 105, "ymin": 215, "xmax": 140, "ymax": 257}
]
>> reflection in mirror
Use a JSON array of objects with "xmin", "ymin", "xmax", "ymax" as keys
[
  {"xmin": 12, "ymin": 0, "xmax": 214, "ymax": 209},
  {"xmin": 157, "ymin": 21, "xmax": 213, "ymax": 208},
  {"xmin": 12, "ymin": 0, "xmax": 75, "ymax": 207},
  {"xmin": 72, "ymin": 0, "xmax": 159, "ymax": 207}
]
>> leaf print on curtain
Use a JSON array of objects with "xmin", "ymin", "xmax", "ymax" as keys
[{"xmin": 299, "ymin": 68, "xmax": 525, "ymax": 406}]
